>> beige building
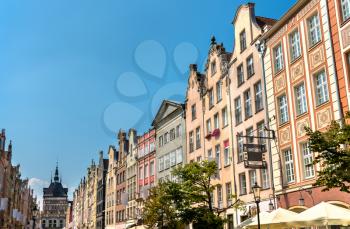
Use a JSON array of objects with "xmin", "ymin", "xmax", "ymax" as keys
[
  {"xmin": 105, "ymin": 145, "xmax": 117, "ymax": 229},
  {"xmin": 228, "ymin": 3, "xmax": 276, "ymax": 225}
]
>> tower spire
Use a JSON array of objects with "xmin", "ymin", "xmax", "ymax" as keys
[{"xmin": 54, "ymin": 162, "xmax": 59, "ymax": 182}]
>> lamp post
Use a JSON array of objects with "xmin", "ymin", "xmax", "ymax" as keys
[
  {"xmin": 252, "ymin": 182, "xmax": 261, "ymax": 229},
  {"xmin": 32, "ymin": 205, "xmax": 38, "ymax": 229},
  {"xmin": 268, "ymin": 194, "xmax": 274, "ymax": 211}
]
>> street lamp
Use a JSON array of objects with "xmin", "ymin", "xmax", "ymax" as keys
[
  {"xmin": 252, "ymin": 182, "xmax": 261, "ymax": 229},
  {"xmin": 32, "ymin": 205, "xmax": 38, "ymax": 229},
  {"xmin": 268, "ymin": 194, "xmax": 274, "ymax": 211}
]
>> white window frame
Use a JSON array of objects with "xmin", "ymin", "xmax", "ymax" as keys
[
  {"xmin": 255, "ymin": 81, "xmax": 263, "ymax": 111},
  {"xmin": 216, "ymin": 80, "xmax": 222, "ymax": 102},
  {"xmin": 278, "ymin": 94, "xmax": 289, "ymax": 124},
  {"xmin": 295, "ymin": 83, "xmax": 308, "ymax": 115},
  {"xmin": 261, "ymin": 168, "xmax": 270, "ymax": 189},
  {"xmin": 342, "ymin": 0, "xmax": 350, "ymax": 21},
  {"xmin": 224, "ymin": 143, "xmax": 230, "ymax": 166},
  {"xmin": 240, "ymin": 30, "xmax": 247, "ymax": 52},
  {"xmin": 289, "ymin": 29, "xmax": 301, "ymax": 61},
  {"xmin": 235, "ymin": 96, "xmax": 242, "ymax": 125},
  {"xmin": 237, "ymin": 64, "xmax": 244, "ymax": 86},
  {"xmin": 206, "ymin": 119, "xmax": 212, "ymax": 134},
  {"xmin": 237, "ymin": 133, "xmax": 244, "ymax": 162},
  {"xmin": 284, "ymin": 149, "xmax": 295, "ymax": 183},
  {"xmin": 249, "ymin": 170, "xmax": 257, "ymax": 191},
  {"xmin": 214, "ymin": 113, "xmax": 219, "ymax": 129},
  {"xmin": 244, "ymin": 89, "xmax": 252, "ymax": 119},
  {"xmin": 307, "ymin": 13, "xmax": 321, "ymax": 47},
  {"xmin": 247, "ymin": 55, "xmax": 254, "ymax": 77},
  {"xmin": 314, "ymin": 70, "xmax": 329, "ymax": 106},
  {"xmin": 301, "ymin": 142, "xmax": 315, "ymax": 179},
  {"xmin": 222, "ymin": 107, "xmax": 228, "ymax": 127},
  {"xmin": 239, "ymin": 173, "xmax": 247, "ymax": 195},
  {"xmin": 274, "ymin": 43, "xmax": 284, "ymax": 73},
  {"xmin": 215, "ymin": 144, "xmax": 221, "ymax": 169}
]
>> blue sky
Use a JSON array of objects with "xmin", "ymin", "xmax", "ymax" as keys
[{"xmin": 0, "ymin": 0, "xmax": 295, "ymax": 201}]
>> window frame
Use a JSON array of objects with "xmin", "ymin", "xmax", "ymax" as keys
[
  {"xmin": 216, "ymin": 80, "xmax": 222, "ymax": 102},
  {"xmin": 314, "ymin": 69, "xmax": 329, "ymax": 106},
  {"xmin": 341, "ymin": 0, "xmax": 350, "ymax": 22},
  {"xmin": 273, "ymin": 43, "xmax": 284, "ymax": 74},
  {"xmin": 240, "ymin": 29, "xmax": 247, "ymax": 52},
  {"xmin": 300, "ymin": 142, "xmax": 315, "ymax": 179},
  {"xmin": 278, "ymin": 94, "xmax": 289, "ymax": 125},
  {"xmin": 283, "ymin": 148, "xmax": 295, "ymax": 184},
  {"xmin": 246, "ymin": 55, "xmax": 255, "ymax": 78},
  {"xmin": 234, "ymin": 96, "xmax": 242, "ymax": 125},
  {"xmin": 307, "ymin": 12, "xmax": 322, "ymax": 48},
  {"xmin": 254, "ymin": 81, "xmax": 264, "ymax": 112},
  {"xmin": 237, "ymin": 64, "xmax": 245, "ymax": 86},
  {"xmin": 239, "ymin": 172, "xmax": 247, "ymax": 195},
  {"xmin": 288, "ymin": 29, "xmax": 302, "ymax": 62},
  {"xmin": 294, "ymin": 82, "xmax": 308, "ymax": 116},
  {"xmin": 244, "ymin": 89, "xmax": 252, "ymax": 119}
]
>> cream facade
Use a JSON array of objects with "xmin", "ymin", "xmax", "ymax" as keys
[{"xmin": 105, "ymin": 146, "xmax": 117, "ymax": 229}]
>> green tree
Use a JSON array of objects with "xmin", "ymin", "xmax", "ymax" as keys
[{"xmin": 306, "ymin": 119, "xmax": 350, "ymax": 193}]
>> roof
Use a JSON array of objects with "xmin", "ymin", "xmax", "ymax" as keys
[
  {"xmin": 152, "ymin": 100, "xmax": 184, "ymax": 126},
  {"xmin": 255, "ymin": 16, "xmax": 277, "ymax": 28},
  {"xmin": 43, "ymin": 182, "xmax": 68, "ymax": 198}
]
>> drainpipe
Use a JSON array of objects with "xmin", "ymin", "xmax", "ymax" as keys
[{"xmin": 256, "ymin": 40, "xmax": 276, "ymax": 209}]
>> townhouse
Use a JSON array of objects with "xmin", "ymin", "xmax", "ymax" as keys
[
  {"xmin": 259, "ymin": 0, "xmax": 350, "ymax": 211},
  {"xmin": 96, "ymin": 151, "xmax": 108, "ymax": 229},
  {"xmin": 105, "ymin": 146, "xmax": 117, "ymax": 229}
]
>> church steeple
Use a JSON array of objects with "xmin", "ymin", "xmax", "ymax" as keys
[{"xmin": 54, "ymin": 163, "xmax": 60, "ymax": 182}]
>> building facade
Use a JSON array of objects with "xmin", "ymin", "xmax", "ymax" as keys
[
  {"xmin": 126, "ymin": 129, "xmax": 139, "ymax": 228},
  {"xmin": 96, "ymin": 151, "xmax": 108, "ymax": 229},
  {"xmin": 260, "ymin": 0, "xmax": 350, "ymax": 212},
  {"xmin": 105, "ymin": 146, "xmax": 117, "ymax": 229},
  {"xmin": 152, "ymin": 100, "xmax": 186, "ymax": 183},
  {"xmin": 42, "ymin": 165, "xmax": 68, "ymax": 229},
  {"xmin": 228, "ymin": 3, "xmax": 276, "ymax": 226}
]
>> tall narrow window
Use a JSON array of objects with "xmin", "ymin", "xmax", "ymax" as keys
[
  {"xmin": 176, "ymin": 124, "xmax": 181, "ymax": 137},
  {"xmin": 342, "ymin": 0, "xmax": 350, "ymax": 21},
  {"xmin": 207, "ymin": 149, "xmax": 213, "ymax": 160},
  {"xmin": 257, "ymin": 121, "xmax": 266, "ymax": 144},
  {"xmin": 164, "ymin": 154, "xmax": 170, "ymax": 169},
  {"xmin": 278, "ymin": 94, "xmax": 289, "ymax": 124},
  {"xmin": 289, "ymin": 30, "xmax": 301, "ymax": 61},
  {"xmin": 239, "ymin": 173, "xmax": 247, "ymax": 195},
  {"xmin": 176, "ymin": 147, "xmax": 183, "ymax": 164},
  {"xmin": 226, "ymin": 182, "xmax": 232, "ymax": 206},
  {"xmin": 170, "ymin": 151, "xmax": 176, "ymax": 167},
  {"xmin": 274, "ymin": 44, "xmax": 284, "ymax": 73},
  {"xmin": 215, "ymin": 144, "xmax": 221, "ymax": 169},
  {"xmin": 295, "ymin": 83, "xmax": 307, "ymax": 115},
  {"xmin": 224, "ymin": 140, "xmax": 230, "ymax": 166},
  {"xmin": 150, "ymin": 161, "xmax": 154, "ymax": 176},
  {"xmin": 222, "ymin": 107, "xmax": 228, "ymax": 127},
  {"xmin": 209, "ymin": 89, "xmax": 214, "ymax": 108},
  {"xmin": 234, "ymin": 96, "xmax": 242, "ymax": 125},
  {"xmin": 261, "ymin": 168, "xmax": 270, "ymax": 189},
  {"xmin": 301, "ymin": 143, "xmax": 314, "ymax": 179},
  {"xmin": 195, "ymin": 127, "xmax": 201, "ymax": 149},
  {"xmin": 314, "ymin": 70, "xmax": 329, "ymax": 106},
  {"xmin": 254, "ymin": 81, "xmax": 263, "ymax": 112},
  {"xmin": 214, "ymin": 113, "xmax": 220, "ymax": 129},
  {"xmin": 240, "ymin": 30, "xmax": 247, "ymax": 52},
  {"xmin": 246, "ymin": 127, "xmax": 254, "ymax": 144},
  {"xmin": 308, "ymin": 13, "xmax": 321, "ymax": 47},
  {"xmin": 206, "ymin": 119, "xmax": 212, "ymax": 134},
  {"xmin": 189, "ymin": 131, "xmax": 194, "ymax": 153},
  {"xmin": 216, "ymin": 80, "xmax": 222, "ymax": 102},
  {"xmin": 217, "ymin": 185, "xmax": 223, "ymax": 208},
  {"xmin": 144, "ymin": 164, "xmax": 148, "ymax": 179},
  {"xmin": 249, "ymin": 170, "xmax": 257, "ymax": 191},
  {"xmin": 211, "ymin": 61, "xmax": 217, "ymax": 75},
  {"xmin": 237, "ymin": 132, "xmax": 244, "ymax": 162},
  {"xmin": 237, "ymin": 64, "xmax": 244, "ymax": 86},
  {"xmin": 244, "ymin": 89, "xmax": 252, "ymax": 119},
  {"xmin": 284, "ymin": 149, "xmax": 295, "ymax": 183},
  {"xmin": 191, "ymin": 104, "xmax": 196, "ymax": 120},
  {"xmin": 159, "ymin": 136, "xmax": 163, "ymax": 147},
  {"xmin": 247, "ymin": 55, "xmax": 254, "ymax": 77}
]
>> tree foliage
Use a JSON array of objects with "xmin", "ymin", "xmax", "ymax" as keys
[
  {"xmin": 142, "ymin": 161, "xmax": 244, "ymax": 228},
  {"xmin": 306, "ymin": 118, "xmax": 350, "ymax": 193}
]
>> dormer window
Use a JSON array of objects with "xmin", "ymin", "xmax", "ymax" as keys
[
  {"xmin": 211, "ymin": 61, "xmax": 217, "ymax": 75},
  {"xmin": 240, "ymin": 30, "xmax": 247, "ymax": 52}
]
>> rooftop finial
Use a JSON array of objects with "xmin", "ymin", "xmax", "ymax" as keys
[
  {"xmin": 211, "ymin": 35, "xmax": 216, "ymax": 45},
  {"xmin": 54, "ymin": 162, "xmax": 59, "ymax": 182}
]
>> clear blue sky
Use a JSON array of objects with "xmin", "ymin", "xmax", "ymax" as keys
[{"xmin": 0, "ymin": 0, "xmax": 295, "ymax": 200}]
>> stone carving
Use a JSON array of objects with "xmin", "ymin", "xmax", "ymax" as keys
[
  {"xmin": 274, "ymin": 74, "xmax": 286, "ymax": 93},
  {"xmin": 290, "ymin": 60, "xmax": 304, "ymax": 82},
  {"xmin": 279, "ymin": 127, "xmax": 291, "ymax": 145},
  {"xmin": 309, "ymin": 45, "xmax": 324, "ymax": 70},
  {"xmin": 342, "ymin": 24, "xmax": 350, "ymax": 48},
  {"xmin": 296, "ymin": 117, "xmax": 309, "ymax": 137},
  {"xmin": 316, "ymin": 107, "xmax": 332, "ymax": 129}
]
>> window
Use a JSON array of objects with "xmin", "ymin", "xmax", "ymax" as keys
[
  {"xmin": 176, "ymin": 147, "xmax": 183, "ymax": 164},
  {"xmin": 224, "ymin": 140, "xmax": 230, "ymax": 166},
  {"xmin": 196, "ymin": 156, "xmax": 202, "ymax": 162},
  {"xmin": 150, "ymin": 161, "xmax": 154, "ymax": 176},
  {"xmin": 239, "ymin": 173, "xmax": 247, "ymax": 195},
  {"xmin": 214, "ymin": 113, "xmax": 220, "ymax": 129},
  {"xmin": 301, "ymin": 143, "xmax": 314, "ymax": 178},
  {"xmin": 227, "ymin": 214, "xmax": 234, "ymax": 229},
  {"xmin": 209, "ymin": 89, "xmax": 214, "ymax": 108},
  {"xmin": 284, "ymin": 149, "xmax": 295, "ymax": 183},
  {"xmin": 164, "ymin": 154, "xmax": 170, "ymax": 169},
  {"xmin": 343, "ymin": 0, "xmax": 350, "ymax": 21},
  {"xmin": 247, "ymin": 55, "xmax": 254, "ymax": 77},
  {"xmin": 278, "ymin": 94, "xmax": 289, "ymax": 124},
  {"xmin": 170, "ymin": 128, "xmax": 175, "ymax": 141},
  {"xmin": 164, "ymin": 132, "xmax": 169, "ymax": 144},
  {"xmin": 314, "ymin": 70, "xmax": 329, "ymax": 106},
  {"xmin": 144, "ymin": 164, "xmax": 148, "ymax": 178},
  {"xmin": 254, "ymin": 81, "xmax": 263, "ymax": 112},
  {"xmin": 237, "ymin": 132, "xmax": 244, "ymax": 162},
  {"xmin": 195, "ymin": 127, "xmax": 201, "ymax": 149},
  {"xmin": 176, "ymin": 124, "xmax": 182, "ymax": 137},
  {"xmin": 257, "ymin": 121, "xmax": 266, "ymax": 145},
  {"xmin": 217, "ymin": 185, "xmax": 223, "ymax": 208},
  {"xmin": 206, "ymin": 119, "xmax": 212, "ymax": 134},
  {"xmin": 274, "ymin": 44, "xmax": 284, "ymax": 73},
  {"xmin": 240, "ymin": 30, "xmax": 247, "ymax": 52},
  {"xmin": 189, "ymin": 131, "xmax": 194, "ymax": 153},
  {"xmin": 294, "ymin": 83, "xmax": 308, "ymax": 115},
  {"xmin": 244, "ymin": 90, "xmax": 252, "ymax": 119},
  {"xmin": 347, "ymin": 53, "xmax": 350, "ymax": 72},
  {"xmin": 139, "ymin": 166, "xmax": 143, "ymax": 179},
  {"xmin": 208, "ymin": 149, "xmax": 213, "ymax": 159},
  {"xmin": 215, "ymin": 144, "xmax": 221, "ymax": 169},
  {"xmin": 145, "ymin": 142, "xmax": 149, "ymax": 155},
  {"xmin": 211, "ymin": 61, "xmax": 217, "ymax": 75},
  {"xmin": 249, "ymin": 170, "xmax": 257, "ymax": 191},
  {"xmin": 237, "ymin": 64, "xmax": 244, "ymax": 86},
  {"xmin": 289, "ymin": 30, "xmax": 301, "ymax": 61},
  {"xmin": 150, "ymin": 141, "xmax": 155, "ymax": 152},
  {"xmin": 234, "ymin": 97, "xmax": 242, "ymax": 125},
  {"xmin": 216, "ymin": 80, "xmax": 222, "ymax": 102},
  {"xmin": 191, "ymin": 104, "xmax": 196, "ymax": 120},
  {"xmin": 158, "ymin": 157, "xmax": 164, "ymax": 172},
  {"xmin": 308, "ymin": 13, "xmax": 321, "ymax": 47},
  {"xmin": 170, "ymin": 151, "xmax": 176, "ymax": 166},
  {"xmin": 222, "ymin": 107, "xmax": 228, "ymax": 127},
  {"xmin": 226, "ymin": 182, "xmax": 232, "ymax": 206},
  {"xmin": 261, "ymin": 168, "xmax": 270, "ymax": 189},
  {"xmin": 246, "ymin": 127, "xmax": 254, "ymax": 144}
]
